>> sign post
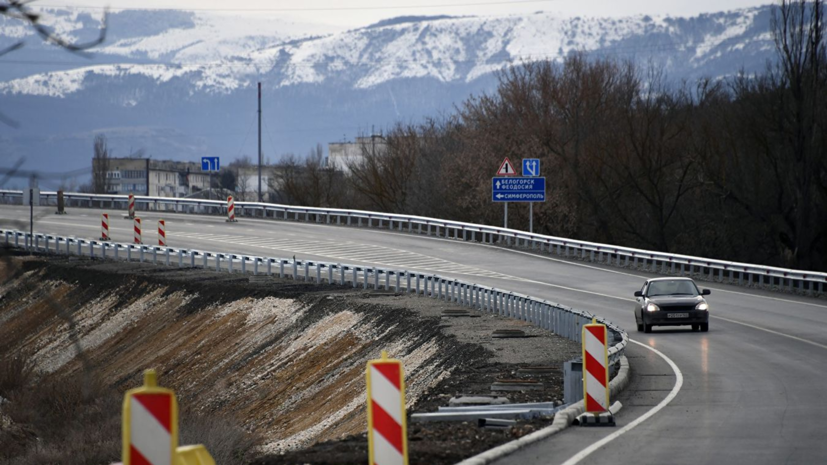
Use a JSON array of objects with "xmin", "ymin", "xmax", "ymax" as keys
[
  {"xmin": 522, "ymin": 159, "xmax": 541, "ymax": 233},
  {"xmin": 496, "ymin": 158, "xmax": 518, "ymax": 228},
  {"xmin": 201, "ymin": 157, "xmax": 220, "ymax": 200}
]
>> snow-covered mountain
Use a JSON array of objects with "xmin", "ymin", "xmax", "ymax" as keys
[{"xmin": 0, "ymin": 6, "xmax": 778, "ymax": 183}]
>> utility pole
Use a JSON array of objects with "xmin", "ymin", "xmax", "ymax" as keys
[{"xmin": 257, "ymin": 82, "xmax": 262, "ymax": 202}]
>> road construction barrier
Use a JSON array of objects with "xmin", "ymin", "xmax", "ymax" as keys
[
  {"xmin": 226, "ymin": 196, "xmax": 236, "ymax": 222},
  {"xmin": 56, "ymin": 190, "xmax": 65, "ymax": 214},
  {"xmin": 128, "ymin": 193, "xmax": 135, "ymax": 219},
  {"xmin": 176, "ymin": 445, "xmax": 216, "ymax": 465},
  {"xmin": 367, "ymin": 351, "xmax": 408, "ymax": 465},
  {"xmin": 158, "ymin": 220, "xmax": 166, "ymax": 246},
  {"xmin": 134, "ymin": 217, "xmax": 142, "ymax": 244},
  {"xmin": 582, "ymin": 318, "xmax": 609, "ymax": 413},
  {"xmin": 101, "ymin": 213, "xmax": 110, "ymax": 241},
  {"xmin": 122, "ymin": 369, "xmax": 178, "ymax": 465}
]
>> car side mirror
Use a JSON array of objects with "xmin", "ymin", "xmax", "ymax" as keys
[
  {"xmin": 702, "ymin": 289, "xmax": 711, "ymax": 295},
  {"xmin": 634, "ymin": 291, "xmax": 643, "ymax": 297}
]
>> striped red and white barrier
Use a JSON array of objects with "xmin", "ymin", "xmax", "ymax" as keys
[
  {"xmin": 123, "ymin": 369, "xmax": 178, "ymax": 465},
  {"xmin": 367, "ymin": 351, "xmax": 408, "ymax": 465},
  {"xmin": 128, "ymin": 193, "xmax": 135, "ymax": 219},
  {"xmin": 582, "ymin": 319, "xmax": 610, "ymax": 413},
  {"xmin": 158, "ymin": 219, "xmax": 166, "ymax": 246},
  {"xmin": 134, "ymin": 217, "xmax": 142, "ymax": 244},
  {"xmin": 226, "ymin": 196, "xmax": 236, "ymax": 222},
  {"xmin": 101, "ymin": 213, "xmax": 110, "ymax": 241}
]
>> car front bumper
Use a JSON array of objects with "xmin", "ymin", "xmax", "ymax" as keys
[{"xmin": 645, "ymin": 310, "xmax": 709, "ymax": 326}]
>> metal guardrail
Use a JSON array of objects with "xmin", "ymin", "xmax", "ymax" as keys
[
  {"xmin": 2, "ymin": 189, "xmax": 823, "ymax": 296},
  {"xmin": 2, "ymin": 228, "xmax": 628, "ymax": 366}
]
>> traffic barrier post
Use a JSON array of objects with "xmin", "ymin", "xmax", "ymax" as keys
[
  {"xmin": 134, "ymin": 218, "xmax": 142, "ymax": 245},
  {"xmin": 101, "ymin": 213, "xmax": 110, "ymax": 241},
  {"xmin": 128, "ymin": 193, "xmax": 135, "ymax": 219},
  {"xmin": 158, "ymin": 219, "xmax": 166, "ymax": 246},
  {"xmin": 122, "ymin": 369, "xmax": 178, "ymax": 465},
  {"xmin": 582, "ymin": 318, "xmax": 610, "ymax": 413},
  {"xmin": 226, "ymin": 196, "xmax": 237, "ymax": 222},
  {"xmin": 367, "ymin": 351, "xmax": 409, "ymax": 465}
]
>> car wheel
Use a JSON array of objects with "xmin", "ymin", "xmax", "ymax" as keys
[
  {"xmin": 700, "ymin": 323, "xmax": 709, "ymax": 332},
  {"xmin": 644, "ymin": 324, "xmax": 652, "ymax": 333},
  {"xmin": 692, "ymin": 324, "xmax": 700, "ymax": 332},
  {"xmin": 637, "ymin": 323, "xmax": 644, "ymax": 332}
]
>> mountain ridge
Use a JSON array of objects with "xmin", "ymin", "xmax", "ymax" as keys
[{"xmin": 0, "ymin": 5, "xmax": 779, "ymax": 185}]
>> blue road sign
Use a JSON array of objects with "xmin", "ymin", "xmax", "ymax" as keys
[
  {"xmin": 201, "ymin": 157, "xmax": 220, "ymax": 172},
  {"xmin": 522, "ymin": 158, "xmax": 540, "ymax": 177},
  {"xmin": 492, "ymin": 177, "xmax": 546, "ymax": 202}
]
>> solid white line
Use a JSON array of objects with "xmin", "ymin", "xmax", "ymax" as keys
[
  {"xmin": 711, "ymin": 315, "xmax": 827, "ymax": 351},
  {"xmin": 560, "ymin": 339, "xmax": 684, "ymax": 465}
]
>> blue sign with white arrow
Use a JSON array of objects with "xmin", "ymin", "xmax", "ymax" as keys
[
  {"xmin": 201, "ymin": 157, "xmax": 220, "ymax": 172},
  {"xmin": 492, "ymin": 177, "xmax": 546, "ymax": 202},
  {"xmin": 522, "ymin": 158, "xmax": 540, "ymax": 177}
]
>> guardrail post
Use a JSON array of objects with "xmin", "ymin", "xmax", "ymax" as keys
[
  {"xmin": 328, "ymin": 264, "xmax": 333, "ymax": 283},
  {"xmin": 290, "ymin": 260, "xmax": 297, "ymax": 280},
  {"xmin": 339, "ymin": 264, "xmax": 345, "ymax": 285},
  {"xmin": 416, "ymin": 274, "xmax": 421, "ymax": 294},
  {"xmin": 165, "ymin": 249, "xmax": 171, "ymax": 266},
  {"xmin": 304, "ymin": 261, "xmax": 310, "ymax": 281},
  {"xmin": 406, "ymin": 272, "xmax": 412, "ymax": 293},
  {"xmin": 215, "ymin": 254, "xmax": 221, "ymax": 271},
  {"xmin": 373, "ymin": 268, "xmax": 379, "ymax": 289},
  {"xmin": 317, "ymin": 263, "xmax": 322, "ymax": 283},
  {"xmin": 228, "ymin": 254, "xmax": 235, "ymax": 273},
  {"xmin": 384, "ymin": 270, "xmax": 390, "ymax": 290}
]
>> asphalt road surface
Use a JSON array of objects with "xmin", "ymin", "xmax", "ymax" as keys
[{"xmin": 3, "ymin": 205, "xmax": 826, "ymax": 464}]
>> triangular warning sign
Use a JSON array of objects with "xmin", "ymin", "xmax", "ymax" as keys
[{"xmin": 497, "ymin": 157, "xmax": 517, "ymax": 176}]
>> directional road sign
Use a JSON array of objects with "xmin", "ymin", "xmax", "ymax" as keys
[
  {"xmin": 201, "ymin": 157, "xmax": 220, "ymax": 172},
  {"xmin": 492, "ymin": 177, "xmax": 546, "ymax": 202},
  {"xmin": 522, "ymin": 158, "xmax": 540, "ymax": 177}
]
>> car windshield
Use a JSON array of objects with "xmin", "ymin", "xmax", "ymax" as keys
[{"xmin": 647, "ymin": 280, "xmax": 699, "ymax": 297}]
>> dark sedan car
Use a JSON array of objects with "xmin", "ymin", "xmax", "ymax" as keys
[{"xmin": 634, "ymin": 277, "xmax": 710, "ymax": 333}]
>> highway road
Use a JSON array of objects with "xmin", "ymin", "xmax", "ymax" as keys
[{"xmin": 3, "ymin": 204, "xmax": 826, "ymax": 464}]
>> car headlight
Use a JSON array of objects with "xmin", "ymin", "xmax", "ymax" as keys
[
  {"xmin": 696, "ymin": 302, "xmax": 709, "ymax": 311},
  {"xmin": 646, "ymin": 302, "xmax": 660, "ymax": 312}
]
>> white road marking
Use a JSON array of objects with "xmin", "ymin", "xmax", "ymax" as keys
[
  {"xmin": 711, "ymin": 315, "xmax": 827, "ymax": 351},
  {"xmin": 560, "ymin": 339, "xmax": 684, "ymax": 465}
]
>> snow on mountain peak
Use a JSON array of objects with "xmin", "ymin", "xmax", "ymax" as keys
[{"xmin": 0, "ymin": 6, "xmax": 775, "ymax": 99}]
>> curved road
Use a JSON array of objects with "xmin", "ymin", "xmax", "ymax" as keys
[{"xmin": 3, "ymin": 205, "xmax": 826, "ymax": 464}]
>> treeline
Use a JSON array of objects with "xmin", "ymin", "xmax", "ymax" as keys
[{"xmin": 278, "ymin": 0, "xmax": 827, "ymax": 272}]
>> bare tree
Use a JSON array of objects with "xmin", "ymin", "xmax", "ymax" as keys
[
  {"xmin": 276, "ymin": 145, "xmax": 347, "ymax": 207},
  {"xmin": 0, "ymin": 1, "xmax": 107, "ymax": 127},
  {"xmin": 91, "ymin": 134, "xmax": 110, "ymax": 194}
]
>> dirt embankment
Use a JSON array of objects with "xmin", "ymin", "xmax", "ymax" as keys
[{"xmin": 0, "ymin": 253, "xmax": 579, "ymax": 465}]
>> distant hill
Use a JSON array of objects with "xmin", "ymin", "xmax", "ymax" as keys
[{"xmin": 0, "ymin": 5, "xmax": 778, "ymax": 186}]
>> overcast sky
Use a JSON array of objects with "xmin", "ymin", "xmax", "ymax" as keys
[{"xmin": 45, "ymin": 0, "xmax": 772, "ymax": 29}]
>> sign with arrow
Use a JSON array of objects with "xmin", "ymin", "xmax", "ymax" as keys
[
  {"xmin": 492, "ymin": 177, "xmax": 546, "ymax": 202},
  {"xmin": 522, "ymin": 158, "xmax": 540, "ymax": 177},
  {"xmin": 496, "ymin": 157, "xmax": 517, "ymax": 176},
  {"xmin": 201, "ymin": 157, "xmax": 220, "ymax": 172}
]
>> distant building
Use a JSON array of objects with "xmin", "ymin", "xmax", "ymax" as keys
[
  {"xmin": 328, "ymin": 135, "xmax": 387, "ymax": 173},
  {"xmin": 94, "ymin": 157, "xmax": 211, "ymax": 197}
]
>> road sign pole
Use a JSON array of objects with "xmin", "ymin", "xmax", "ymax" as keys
[
  {"xmin": 529, "ymin": 202, "xmax": 533, "ymax": 233},
  {"xmin": 504, "ymin": 202, "xmax": 508, "ymax": 229}
]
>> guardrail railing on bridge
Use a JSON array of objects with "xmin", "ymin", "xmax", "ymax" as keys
[
  {"xmin": 1, "ymin": 228, "xmax": 628, "ymax": 367},
  {"xmin": 2, "ymin": 189, "xmax": 824, "ymax": 296}
]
